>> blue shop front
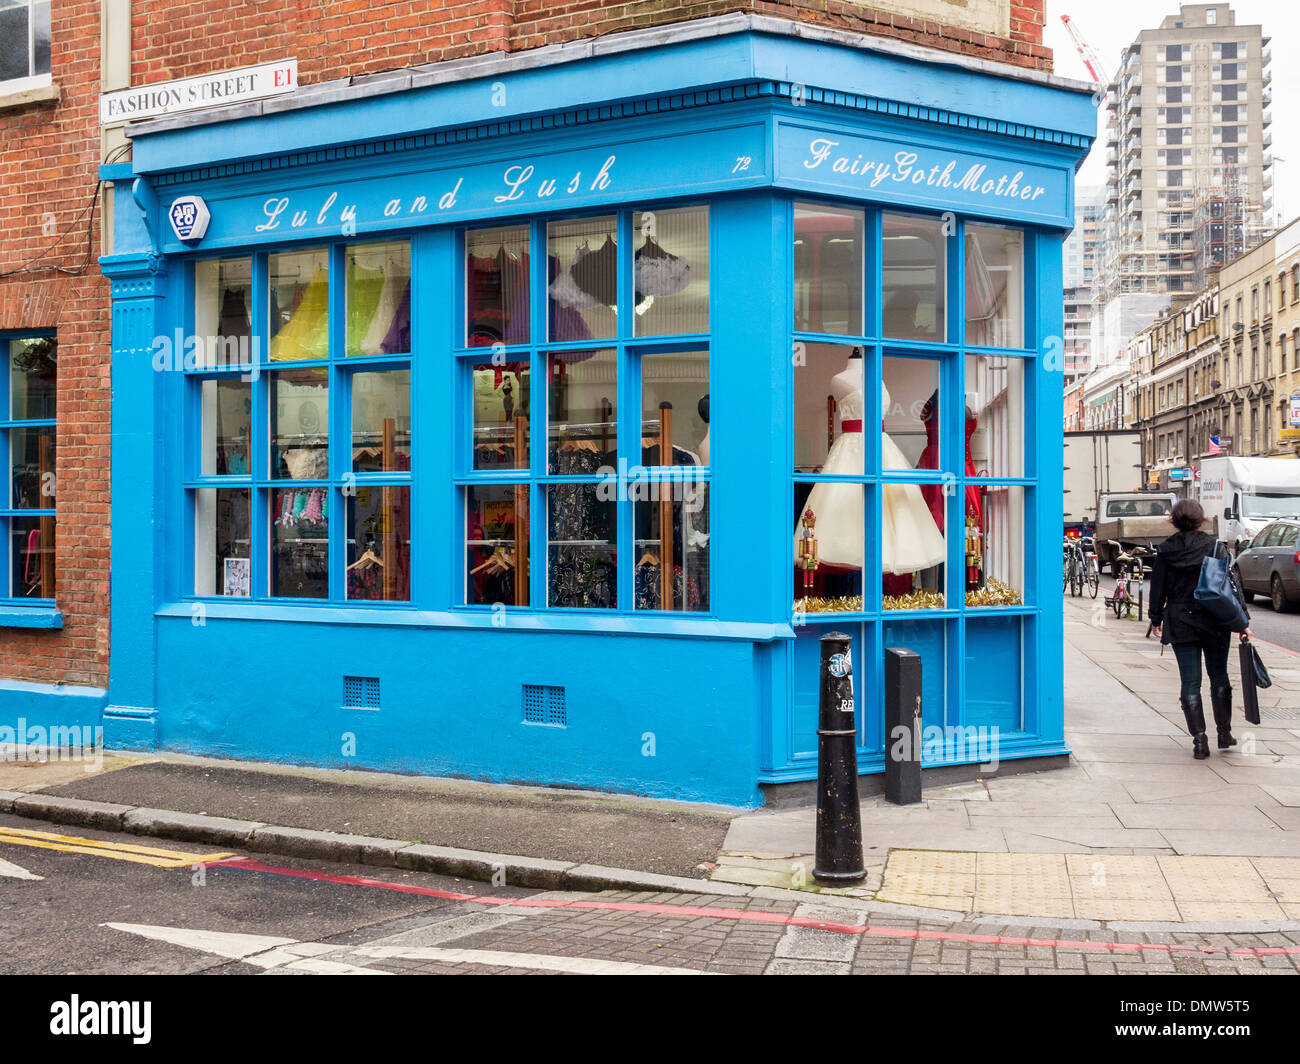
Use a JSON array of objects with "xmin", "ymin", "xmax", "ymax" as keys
[{"xmin": 96, "ymin": 18, "xmax": 1095, "ymax": 806}]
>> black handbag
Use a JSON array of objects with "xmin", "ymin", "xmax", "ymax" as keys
[
  {"xmin": 1239, "ymin": 641, "xmax": 1266, "ymax": 725},
  {"xmin": 1194, "ymin": 542, "xmax": 1250, "ymax": 631}
]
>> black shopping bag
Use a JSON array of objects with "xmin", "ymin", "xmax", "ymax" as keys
[{"xmin": 1239, "ymin": 641, "xmax": 1262, "ymax": 726}]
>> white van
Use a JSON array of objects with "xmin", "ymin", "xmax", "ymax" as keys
[{"xmin": 1199, "ymin": 456, "xmax": 1300, "ymax": 552}]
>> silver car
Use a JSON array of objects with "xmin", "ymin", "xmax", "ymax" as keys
[{"xmin": 1233, "ymin": 519, "xmax": 1300, "ymax": 612}]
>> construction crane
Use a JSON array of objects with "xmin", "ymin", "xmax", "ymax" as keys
[{"xmin": 1060, "ymin": 13, "xmax": 1110, "ymax": 86}]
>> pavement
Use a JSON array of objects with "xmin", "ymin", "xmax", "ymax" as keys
[{"xmin": 3, "ymin": 588, "xmax": 1300, "ymax": 938}]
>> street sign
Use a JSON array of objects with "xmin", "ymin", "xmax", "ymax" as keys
[{"xmin": 100, "ymin": 60, "xmax": 298, "ymax": 126}]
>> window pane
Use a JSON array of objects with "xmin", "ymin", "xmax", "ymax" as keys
[
  {"xmin": 194, "ymin": 258, "xmax": 253, "ymax": 369},
  {"xmin": 633, "ymin": 205, "xmax": 709, "ymax": 336},
  {"xmin": 271, "ymin": 487, "xmax": 328, "ymax": 598},
  {"xmin": 883, "ymin": 355, "xmax": 941, "ymax": 472},
  {"xmin": 466, "ymin": 483, "xmax": 529, "ymax": 607},
  {"xmin": 269, "ymin": 248, "xmax": 329, "ymax": 362},
  {"xmin": 634, "ymin": 482, "xmax": 708, "ymax": 611},
  {"xmin": 794, "ymin": 203, "xmax": 863, "ymax": 336},
  {"xmin": 351, "ymin": 369, "xmax": 410, "ymax": 472},
  {"xmin": 882, "ymin": 481, "xmax": 946, "ymax": 610},
  {"xmin": 10, "ymin": 515, "xmax": 53, "ymax": 599},
  {"xmin": 883, "ymin": 213, "xmax": 946, "ymax": 342},
  {"xmin": 199, "ymin": 379, "xmax": 250, "ymax": 476},
  {"xmin": 270, "ymin": 368, "xmax": 328, "ymax": 479},
  {"xmin": 966, "ymin": 485, "xmax": 1025, "ymax": 607},
  {"xmin": 794, "ymin": 482, "xmax": 863, "ymax": 612},
  {"xmin": 32, "ymin": 1, "xmax": 49, "ymax": 77},
  {"xmin": 194, "ymin": 488, "xmax": 250, "ymax": 596},
  {"xmin": 9, "ymin": 427, "xmax": 54, "ymax": 508},
  {"xmin": 965, "ymin": 224, "xmax": 1024, "ymax": 347},
  {"xmin": 0, "ymin": 7, "xmax": 28, "ymax": 82},
  {"xmin": 548, "ymin": 349, "xmax": 615, "ymax": 471},
  {"xmin": 346, "ymin": 240, "xmax": 410, "ymax": 356},
  {"xmin": 640, "ymin": 350, "xmax": 709, "ymax": 466},
  {"xmin": 965, "ymin": 354, "xmax": 1025, "ymax": 478},
  {"xmin": 347, "ymin": 485, "xmax": 411, "ymax": 601},
  {"xmin": 547, "ymin": 484, "xmax": 616, "ymax": 609},
  {"xmin": 794, "ymin": 342, "xmax": 864, "ymax": 475},
  {"xmin": 467, "ymin": 224, "xmax": 530, "ymax": 346},
  {"xmin": 472, "ymin": 360, "xmax": 529, "ymax": 471},
  {"xmin": 547, "ymin": 215, "xmax": 617, "ymax": 341},
  {"xmin": 9, "ymin": 337, "xmax": 56, "ymax": 419}
]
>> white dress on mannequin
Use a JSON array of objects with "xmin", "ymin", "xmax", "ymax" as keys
[{"xmin": 794, "ymin": 358, "xmax": 946, "ymax": 574}]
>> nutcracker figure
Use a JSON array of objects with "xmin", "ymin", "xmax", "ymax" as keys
[{"xmin": 798, "ymin": 508, "xmax": 820, "ymax": 593}]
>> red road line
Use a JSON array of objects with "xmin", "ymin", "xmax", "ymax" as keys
[{"xmin": 206, "ymin": 857, "xmax": 1300, "ymax": 959}]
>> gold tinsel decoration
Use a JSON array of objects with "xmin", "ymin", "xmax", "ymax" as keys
[
  {"xmin": 965, "ymin": 579, "xmax": 1023, "ymax": 608},
  {"xmin": 794, "ymin": 595, "xmax": 864, "ymax": 614},
  {"xmin": 882, "ymin": 590, "xmax": 946, "ymax": 611}
]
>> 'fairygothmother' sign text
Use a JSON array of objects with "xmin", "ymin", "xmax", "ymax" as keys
[{"xmin": 776, "ymin": 122, "xmax": 1068, "ymax": 226}]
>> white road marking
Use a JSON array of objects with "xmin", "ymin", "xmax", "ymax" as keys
[
  {"xmin": 0, "ymin": 857, "xmax": 42, "ymax": 881},
  {"xmin": 355, "ymin": 945, "xmax": 711, "ymax": 975},
  {"xmin": 104, "ymin": 922, "xmax": 711, "ymax": 975},
  {"xmin": 104, "ymin": 923, "xmax": 386, "ymax": 975}
]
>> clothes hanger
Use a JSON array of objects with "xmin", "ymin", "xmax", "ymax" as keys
[
  {"xmin": 347, "ymin": 549, "xmax": 384, "ymax": 571},
  {"xmin": 638, "ymin": 548, "xmax": 660, "ymax": 567}
]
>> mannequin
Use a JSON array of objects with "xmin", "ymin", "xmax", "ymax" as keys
[{"xmin": 697, "ymin": 394, "xmax": 710, "ymax": 466}]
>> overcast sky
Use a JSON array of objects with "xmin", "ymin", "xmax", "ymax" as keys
[{"xmin": 1043, "ymin": 0, "xmax": 1296, "ymax": 221}]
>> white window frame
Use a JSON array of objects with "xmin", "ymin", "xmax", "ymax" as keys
[{"xmin": 0, "ymin": 0, "xmax": 52, "ymax": 94}]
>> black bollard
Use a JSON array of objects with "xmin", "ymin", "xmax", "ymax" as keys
[
  {"xmin": 884, "ymin": 648, "xmax": 923, "ymax": 805},
  {"xmin": 813, "ymin": 631, "xmax": 866, "ymax": 883}
]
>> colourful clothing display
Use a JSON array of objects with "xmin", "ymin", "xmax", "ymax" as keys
[{"xmin": 270, "ymin": 268, "xmax": 330, "ymax": 361}]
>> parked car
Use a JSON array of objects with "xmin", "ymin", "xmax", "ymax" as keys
[{"xmin": 1232, "ymin": 518, "xmax": 1300, "ymax": 612}]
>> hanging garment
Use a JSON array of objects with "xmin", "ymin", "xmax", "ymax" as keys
[
  {"xmin": 881, "ymin": 379, "xmax": 948, "ymax": 575},
  {"xmin": 795, "ymin": 362, "xmax": 866, "ymax": 568},
  {"xmin": 917, "ymin": 391, "xmax": 984, "ymax": 533},
  {"xmin": 548, "ymin": 447, "xmax": 616, "ymax": 608},
  {"xmin": 567, "ymin": 236, "xmax": 619, "ymax": 306},
  {"xmin": 270, "ymin": 269, "xmax": 330, "ymax": 361},
  {"xmin": 346, "ymin": 262, "xmax": 386, "ymax": 356},
  {"xmin": 380, "ymin": 281, "xmax": 411, "ymax": 354},
  {"xmin": 359, "ymin": 268, "xmax": 407, "ymax": 355},
  {"xmin": 634, "ymin": 236, "xmax": 691, "ymax": 302},
  {"xmin": 218, "ymin": 287, "xmax": 251, "ymax": 346}
]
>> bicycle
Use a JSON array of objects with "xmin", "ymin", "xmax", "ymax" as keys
[
  {"xmin": 1063, "ymin": 538, "xmax": 1085, "ymax": 597},
  {"xmin": 1080, "ymin": 536, "xmax": 1100, "ymax": 599},
  {"xmin": 1108, "ymin": 543, "xmax": 1152, "ymax": 620}
]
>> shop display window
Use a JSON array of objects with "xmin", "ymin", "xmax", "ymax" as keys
[
  {"xmin": 793, "ymin": 482, "xmax": 865, "ymax": 613},
  {"xmin": 188, "ymin": 238, "xmax": 412, "ymax": 603},
  {"xmin": 269, "ymin": 248, "xmax": 330, "ymax": 362},
  {"xmin": 965, "ymin": 353, "xmax": 1024, "ymax": 479},
  {"xmin": 882, "ymin": 212, "xmax": 946, "ymax": 342},
  {"xmin": 965, "ymin": 224, "xmax": 1025, "ymax": 349},
  {"xmin": 194, "ymin": 258, "xmax": 253, "ymax": 369},
  {"xmin": 467, "ymin": 224, "xmax": 530, "ymax": 346},
  {"xmin": 632, "ymin": 206, "xmax": 710, "ymax": 337},
  {"xmin": 345, "ymin": 240, "xmax": 411, "ymax": 357},
  {"xmin": 459, "ymin": 210, "xmax": 711, "ymax": 614},
  {"xmin": 194, "ymin": 488, "xmax": 250, "ymax": 597},
  {"xmin": 882, "ymin": 355, "xmax": 941, "ymax": 472},
  {"xmin": 794, "ymin": 203, "xmax": 864, "ymax": 337},
  {"xmin": 966, "ymin": 484, "xmax": 1025, "ymax": 607},
  {"xmin": 794, "ymin": 342, "xmax": 866, "ymax": 476},
  {"xmin": 3, "ymin": 336, "xmax": 56, "ymax": 600}
]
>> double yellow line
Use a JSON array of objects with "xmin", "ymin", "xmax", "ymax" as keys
[{"xmin": 0, "ymin": 825, "xmax": 234, "ymax": 869}]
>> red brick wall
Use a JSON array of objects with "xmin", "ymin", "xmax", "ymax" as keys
[
  {"xmin": 0, "ymin": 0, "xmax": 1049, "ymax": 693},
  {"xmin": 0, "ymin": 0, "xmax": 111, "ymax": 689}
]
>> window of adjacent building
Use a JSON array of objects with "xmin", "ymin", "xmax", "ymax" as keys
[
  {"xmin": 1265, "ymin": 281, "xmax": 1272, "ymax": 315},
  {"xmin": 0, "ymin": 0, "xmax": 50, "ymax": 91},
  {"xmin": 2, "ymin": 335, "xmax": 56, "ymax": 601},
  {"xmin": 189, "ymin": 245, "xmax": 413, "ymax": 602}
]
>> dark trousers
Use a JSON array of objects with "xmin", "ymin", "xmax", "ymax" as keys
[{"xmin": 1171, "ymin": 632, "xmax": 1231, "ymax": 701}]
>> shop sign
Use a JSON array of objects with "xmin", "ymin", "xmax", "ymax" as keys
[
  {"xmin": 1169, "ymin": 467, "xmax": 1192, "ymax": 481},
  {"xmin": 775, "ymin": 120, "xmax": 1069, "ymax": 226},
  {"xmin": 160, "ymin": 123, "xmax": 769, "ymax": 251},
  {"xmin": 1289, "ymin": 394, "xmax": 1300, "ymax": 428},
  {"xmin": 1279, "ymin": 428, "xmax": 1300, "ymax": 442},
  {"xmin": 1147, "ymin": 471, "xmax": 1160, "ymax": 485},
  {"xmin": 100, "ymin": 60, "xmax": 298, "ymax": 126}
]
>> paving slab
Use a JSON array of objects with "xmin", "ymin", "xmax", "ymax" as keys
[
  {"xmin": 1160, "ymin": 830, "xmax": 1300, "ymax": 858},
  {"xmin": 1110, "ymin": 803, "xmax": 1277, "ymax": 830}
]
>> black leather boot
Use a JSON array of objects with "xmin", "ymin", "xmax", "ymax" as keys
[
  {"xmin": 1181, "ymin": 694, "xmax": 1210, "ymax": 760},
  {"xmin": 1211, "ymin": 684, "xmax": 1236, "ymax": 749}
]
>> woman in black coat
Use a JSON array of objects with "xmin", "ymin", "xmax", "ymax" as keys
[{"xmin": 1148, "ymin": 499, "xmax": 1252, "ymax": 759}]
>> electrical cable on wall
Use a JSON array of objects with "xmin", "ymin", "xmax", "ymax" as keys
[{"xmin": 0, "ymin": 142, "xmax": 133, "ymax": 280}]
